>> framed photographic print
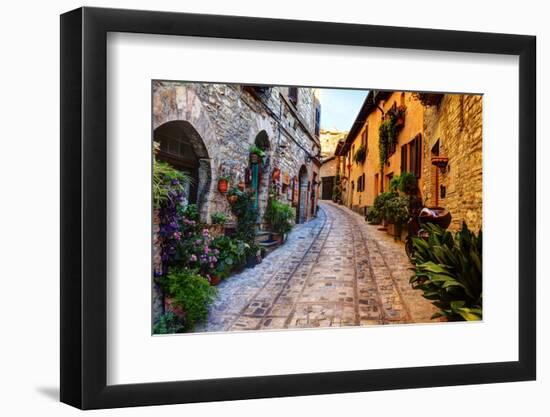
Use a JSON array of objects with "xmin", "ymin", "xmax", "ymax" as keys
[{"xmin": 60, "ymin": 6, "xmax": 536, "ymax": 410}]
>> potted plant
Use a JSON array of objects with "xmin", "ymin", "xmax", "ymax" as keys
[
  {"xmin": 210, "ymin": 212, "xmax": 229, "ymax": 237},
  {"xmin": 227, "ymin": 187, "xmax": 239, "ymax": 204},
  {"xmin": 245, "ymin": 243, "xmax": 261, "ymax": 268},
  {"xmin": 237, "ymin": 180, "xmax": 246, "ymax": 191},
  {"xmin": 249, "ymin": 145, "xmax": 266, "ymax": 164},
  {"xmin": 384, "ymin": 193, "xmax": 410, "ymax": 240},
  {"xmin": 209, "ymin": 274, "xmax": 222, "ymax": 286},
  {"xmin": 353, "ymin": 145, "xmax": 367, "ymax": 165},
  {"xmin": 265, "ymin": 198, "xmax": 294, "ymax": 243},
  {"xmin": 217, "ymin": 175, "xmax": 230, "ymax": 193}
]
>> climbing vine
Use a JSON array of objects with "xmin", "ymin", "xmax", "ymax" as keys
[{"xmin": 378, "ymin": 106, "xmax": 405, "ymax": 174}]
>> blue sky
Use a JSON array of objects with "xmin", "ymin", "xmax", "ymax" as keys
[{"xmin": 318, "ymin": 88, "xmax": 368, "ymax": 131}]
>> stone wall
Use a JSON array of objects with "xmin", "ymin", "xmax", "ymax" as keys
[
  {"xmin": 153, "ymin": 81, "xmax": 321, "ymax": 224},
  {"xmin": 421, "ymin": 94, "xmax": 483, "ymax": 232},
  {"xmin": 320, "ymin": 129, "xmax": 347, "ymax": 159}
]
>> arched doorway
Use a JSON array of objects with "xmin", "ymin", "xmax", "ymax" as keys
[
  {"xmin": 251, "ymin": 130, "xmax": 270, "ymax": 213},
  {"xmin": 297, "ymin": 165, "xmax": 309, "ymax": 223},
  {"xmin": 153, "ymin": 120, "xmax": 211, "ymax": 217}
]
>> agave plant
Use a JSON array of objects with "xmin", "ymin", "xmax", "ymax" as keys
[{"xmin": 410, "ymin": 222, "xmax": 482, "ymax": 321}]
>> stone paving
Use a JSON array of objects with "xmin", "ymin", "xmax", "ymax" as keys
[{"xmin": 196, "ymin": 201, "xmax": 437, "ymax": 332}]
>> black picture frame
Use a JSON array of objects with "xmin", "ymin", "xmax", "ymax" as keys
[{"xmin": 60, "ymin": 6, "xmax": 536, "ymax": 410}]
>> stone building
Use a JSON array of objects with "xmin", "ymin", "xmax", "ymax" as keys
[
  {"xmin": 153, "ymin": 81, "xmax": 322, "ymax": 225},
  {"xmin": 319, "ymin": 129, "xmax": 347, "ymax": 200},
  {"xmin": 421, "ymin": 94, "xmax": 483, "ymax": 232},
  {"xmin": 337, "ymin": 90, "xmax": 482, "ymax": 232}
]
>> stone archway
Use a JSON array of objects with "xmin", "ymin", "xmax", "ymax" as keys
[
  {"xmin": 153, "ymin": 82, "xmax": 218, "ymax": 220},
  {"xmin": 153, "ymin": 120, "xmax": 211, "ymax": 219},
  {"xmin": 297, "ymin": 165, "xmax": 309, "ymax": 223}
]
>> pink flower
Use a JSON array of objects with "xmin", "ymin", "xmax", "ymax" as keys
[
  {"xmin": 190, "ymin": 254, "xmax": 197, "ymax": 262},
  {"xmin": 202, "ymin": 228, "xmax": 210, "ymax": 236}
]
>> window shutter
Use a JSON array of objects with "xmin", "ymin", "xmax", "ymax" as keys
[
  {"xmin": 401, "ymin": 144, "xmax": 408, "ymax": 173},
  {"xmin": 415, "ymin": 134, "xmax": 422, "ymax": 179}
]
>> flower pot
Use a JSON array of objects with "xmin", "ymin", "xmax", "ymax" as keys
[
  {"xmin": 209, "ymin": 224, "xmax": 225, "ymax": 238},
  {"xmin": 272, "ymin": 232, "xmax": 283, "ymax": 244},
  {"xmin": 246, "ymin": 255, "xmax": 257, "ymax": 268},
  {"xmin": 227, "ymin": 194, "xmax": 238, "ymax": 204},
  {"xmin": 218, "ymin": 178, "xmax": 229, "ymax": 193},
  {"xmin": 209, "ymin": 275, "xmax": 222, "ymax": 286},
  {"xmin": 250, "ymin": 153, "xmax": 260, "ymax": 164}
]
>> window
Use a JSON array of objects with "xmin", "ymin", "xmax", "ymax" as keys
[
  {"xmin": 356, "ymin": 173, "xmax": 366, "ymax": 192},
  {"xmin": 314, "ymin": 106, "xmax": 321, "ymax": 137},
  {"xmin": 288, "ymin": 87, "xmax": 298, "ymax": 106}
]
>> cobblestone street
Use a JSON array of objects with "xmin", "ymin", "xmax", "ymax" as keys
[{"xmin": 197, "ymin": 201, "xmax": 437, "ymax": 332}]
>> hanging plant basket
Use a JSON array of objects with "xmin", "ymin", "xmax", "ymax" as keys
[{"xmin": 217, "ymin": 178, "xmax": 229, "ymax": 194}]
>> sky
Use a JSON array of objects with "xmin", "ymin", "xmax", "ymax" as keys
[{"xmin": 318, "ymin": 88, "xmax": 369, "ymax": 132}]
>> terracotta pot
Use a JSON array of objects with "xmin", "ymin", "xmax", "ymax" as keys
[
  {"xmin": 272, "ymin": 168, "xmax": 281, "ymax": 181},
  {"xmin": 218, "ymin": 178, "xmax": 229, "ymax": 194},
  {"xmin": 227, "ymin": 194, "xmax": 238, "ymax": 204},
  {"xmin": 209, "ymin": 275, "xmax": 222, "ymax": 286}
]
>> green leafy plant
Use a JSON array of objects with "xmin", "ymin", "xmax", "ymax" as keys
[
  {"xmin": 153, "ymin": 311, "xmax": 185, "ymax": 334},
  {"xmin": 384, "ymin": 194, "xmax": 410, "ymax": 225},
  {"xmin": 378, "ymin": 119, "xmax": 398, "ymax": 172},
  {"xmin": 389, "ymin": 172, "xmax": 418, "ymax": 195},
  {"xmin": 378, "ymin": 107, "xmax": 406, "ymax": 174},
  {"xmin": 229, "ymin": 188, "xmax": 258, "ymax": 245},
  {"xmin": 372, "ymin": 191, "xmax": 395, "ymax": 223},
  {"xmin": 409, "ymin": 223, "xmax": 482, "ymax": 321},
  {"xmin": 398, "ymin": 172, "xmax": 418, "ymax": 195},
  {"xmin": 366, "ymin": 206, "xmax": 381, "ymax": 224},
  {"xmin": 211, "ymin": 236, "xmax": 249, "ymax": 278},
  {"xmin": 249, "ymin": 145, "xmax": 266, "ymax": 158},
  {"xmin": 153, "ymin": 158, "xmax": 192, "ymax": 209},
  {"xmin": 211, "ymin": 212, "xmax": 229, "ymax": 225},
  {"xmin": 160, "ymin": 268, "xmax": 217, "ymax": 330},
  {"xmin": 353, "ymin": 145, "xmax": 367, "ymax": 165},
  {"xmin": 265, "ymin": 198, "xmax": 295, "ymax": 235}
]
